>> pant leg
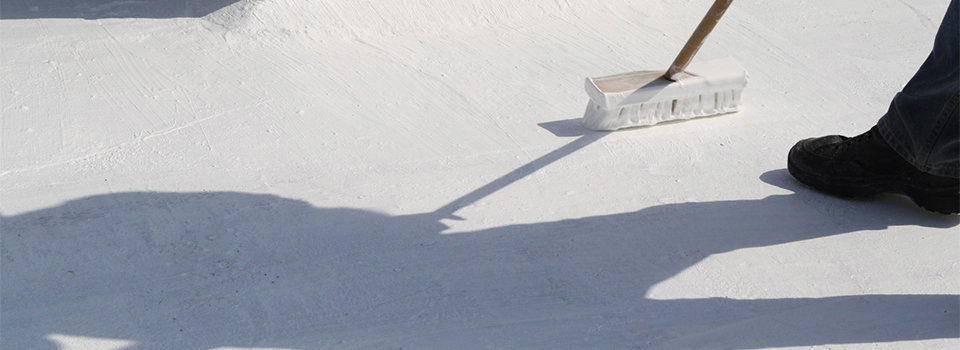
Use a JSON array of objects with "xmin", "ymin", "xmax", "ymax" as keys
[{"xmin": 877, "ymin": 0, "xmax": 959, "ymax": 178}]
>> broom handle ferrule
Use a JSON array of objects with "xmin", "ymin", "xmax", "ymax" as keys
[{"xmin": 665, "ymin": 0, "xmax": 734, "ymax": 81}]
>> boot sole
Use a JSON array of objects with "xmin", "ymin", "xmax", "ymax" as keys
[{"xmin": 788, "ymin": 158, "xmax": 959, "ymax": 215}]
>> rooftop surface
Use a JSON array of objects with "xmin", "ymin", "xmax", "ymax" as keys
[{"xmin": 2, "ymin": 1, "xmax": 957, "ymax": 348}]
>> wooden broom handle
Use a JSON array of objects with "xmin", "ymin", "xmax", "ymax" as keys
[{"xmin": 665, "ymin": 0, "xmax": 734, "ymax": 81}]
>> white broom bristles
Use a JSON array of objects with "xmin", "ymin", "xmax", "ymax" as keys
[{"xmin": 582, "ymin": 57, "xmax": 747, "ymax": 131}]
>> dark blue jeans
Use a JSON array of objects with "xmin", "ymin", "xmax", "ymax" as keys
[{"xmin": 878, "ymin": 0, "xmax": 959, "ymax": 178}]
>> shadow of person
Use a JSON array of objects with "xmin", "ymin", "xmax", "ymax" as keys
[
  {"xmin": 2, "ymin": 170, "xmax": 957, "ymax": 349},
  {"xmin": 0, "ymin": 0, "xmax": 240, "ymax": 20}
]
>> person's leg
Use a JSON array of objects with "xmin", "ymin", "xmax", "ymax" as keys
[
  {"xmin": 877, "ymin": 0, "xmax": 959, "ymax": 178},
  {"xmin": 787, "ymin": 0, "xmax": 959, "ymax": 214}
]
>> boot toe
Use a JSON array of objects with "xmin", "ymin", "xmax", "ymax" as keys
[{"xmin": 788, "ymin": 136, "xmax": 844, "ymax": 175}]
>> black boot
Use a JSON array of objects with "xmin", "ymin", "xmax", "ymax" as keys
[{"xmin": 788, "ymin": 126, "xmax": 959, "ymax": 214}]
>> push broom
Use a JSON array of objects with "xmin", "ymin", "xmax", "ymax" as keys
[{"xmin": 582, "ymin": 0, "xmax": 747, "ymax": 131}]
